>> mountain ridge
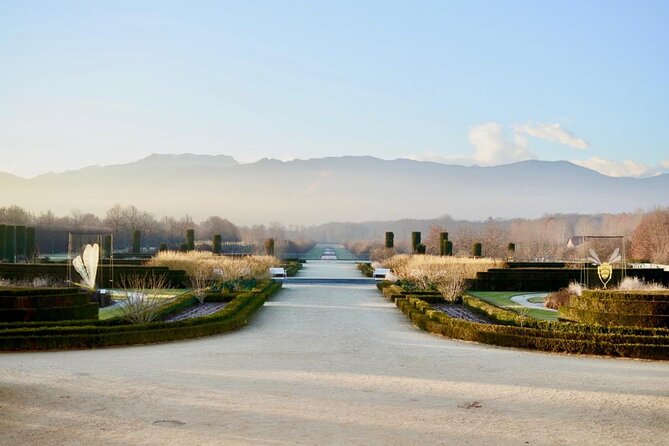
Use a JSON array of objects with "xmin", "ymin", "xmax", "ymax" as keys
[{"xmin": 1, "ymin": 154, "xmax": 666, "ymax": 224}]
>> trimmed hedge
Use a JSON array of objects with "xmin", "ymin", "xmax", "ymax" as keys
[
  {"xmin": 0, "ymin": 264, "xmax": 188, "ymax": 288},
  {"xmin": 394, "ymin": 295, "xmax": 668, "ymax": 360},
  {"xmin": 0, "ymin": 281, "xmax": 282, "ymax": 351},
  {"xmin": 473, "ymin": 268, "xmax": 669, "ymax": 291},
  {"xmin": 560, "ymin": 290, "xmax": 669, "ymax": 328},
  {"xmin": 0, "ymin": 287, "xmax": 98, "ymax": 322},
  {"xmin": 464, "ymin": 294, "xmax": 669, "ymax": 338},
  {"xmin": 282, "ymin": 261, "xmax": 302, "ymax": 277},
  {"xmin": 378, "ymin": 285, "xmax": 669, "ymax": 359},
  {"xmin": 357, "ymin": 263, "xmax": 374, "ymax": 277}
]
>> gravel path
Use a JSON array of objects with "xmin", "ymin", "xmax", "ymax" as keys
[{"xmin": 1, "ymin": 262, "xmax": 668, "ymax": 445}]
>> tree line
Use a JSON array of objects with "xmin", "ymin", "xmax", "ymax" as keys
[{"xmin": 1, "ymin": 204, "xmax": 667, "ymax": 263}]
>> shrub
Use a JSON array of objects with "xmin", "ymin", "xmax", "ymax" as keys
[
  {"xmin": 357, "ymin": 262, "xmax": 374, "ymax": 277},
  {"xmin": 385, "ymin": 232, "xmax": 394, "ymax": 249},
  {"xmin": 186, "ymin": 229, "xmax": 195, "ymax": 251},
  {"xmin": 212, "ymin": 234, "xmax": 222, "ymax": 254},
  {"xmin": 132, "ymin": 230, "xmax": 141, "ymax": 253},
  {"xmin": 115, "ymin": 274, "xmax": 176, "ymax": 323},
  {"xmin": 439, "ymin": 232, "xmax": 449, "ymax": 256},
  {"xmin": 560, "ymin": 289, "xmax": 669, "ymax": 328},
  {"xmin": 411, "ymin": 232, "xmax": 421, "ymax": 253},
  {"xmin": 472, "ymin": 242, "xmax": 482, "ymax": 258},
  {"xmin": 545, "ymin": 288, "xmax": 574, "ymax": 310}
]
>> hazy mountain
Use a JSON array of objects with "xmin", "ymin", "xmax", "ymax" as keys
[{"xmin": 2, "ymin": 154, "xmax": 667, "ymax": 225}]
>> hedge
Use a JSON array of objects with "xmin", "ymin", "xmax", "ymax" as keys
[
  {"xmin": 0, "ymin": 264, "xmax": 189, "ymax": 288},
  {"xmin": 560, "ymin": 290, "xmax": 669, "ymax": 328},
  {"xmin": 282, "ymin": 261, "xmax": 302, "ymax": 277},
  {"xmin": 472, "ymin": 268, "xmax": 669, "ymax": 291},
  {"xmin": 0, "ymin": 281, "xmax": 282, "ymax": 351},
  {"xmin": 357, "ymin": 263, "xmax": 374, "ymax": 277},
  {"xmin": 388, "ymin": 293, "xmax": 668, "ymax": 360},
  {"xmin": 463, "ymin": 294, "xmax": 669, "ymax": 337},
  {"xmin": 0, "ymin": 287, "xmax": 98, "ymax": 322}
]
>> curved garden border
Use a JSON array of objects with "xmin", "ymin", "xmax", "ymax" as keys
[
  {"xmin": 0, "ymin": 281, "xmax": 282, "ymax": 351},
  {"xmin": 379, "ymin": 283, "xmax": 669, "ymax": 360}
]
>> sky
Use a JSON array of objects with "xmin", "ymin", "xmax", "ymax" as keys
[{"xmin": 1, "ymin": 0, "xmax": 668, "ymax": 178}]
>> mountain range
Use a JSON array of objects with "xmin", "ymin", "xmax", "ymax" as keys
[{"xmin": 1, "ymin": 154, "xmax": 667, "ymax": 225}]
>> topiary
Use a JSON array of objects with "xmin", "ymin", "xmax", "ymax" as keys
[
  {"xmin": 186, "ymin": 229, "xmax": 195, "ymax": 251},
  {"xmin": 212, "ymin": 234, "xmax": 222, "ymax": 254},
  {"xmin": 411, "ymin": 232, "xmax": 421, "ymax": 253},
  {"xmin": 385, "ymin": 231, "xmax": 394, "ymax": 249},
  {"xmin": 25, "ymin": 227, "xmax": 36, "ymax": 261},
  {"xmin": 132, "ymin": 230, "xmax": 141, "ymax": 254}
]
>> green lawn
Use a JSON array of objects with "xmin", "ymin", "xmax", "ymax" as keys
[{"xmin": 468, "ymin": 291, "xmax": 558, "ymax": 321}]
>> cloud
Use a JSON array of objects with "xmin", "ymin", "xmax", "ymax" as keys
[
  {"xmin": 468, "ymin": 122, "xmax": 535, "ymax": 165},
  {"xmin": 571, "ymin": 157, "xmax": 657, "ymax": 177},
  {"xmin": 660, "ymin": 160, "xmax": 669, "ymax": 169},
  {"xmin": 514, "ymin": 122, "xmax": 589, "ymax": 149}
]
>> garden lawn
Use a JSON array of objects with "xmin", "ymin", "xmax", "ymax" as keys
[{"xmin": 468, "ymin": 291, "xmax": 558, "ymax": 321}]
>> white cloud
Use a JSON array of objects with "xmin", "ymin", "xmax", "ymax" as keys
[
  {"xmin": 468, "ymin": 122, "xmax": 535, "ymax": 165},
  {"xmin": 409, "ymin": 122, "xmax": 667, "ymax": 178},
  {"xmin": 514, "ymin": 122, "xmax": 589, "ymax": 149},
  {"xmin": 572, "ymin": 157, "xmax": 657, "ymax": 177}
]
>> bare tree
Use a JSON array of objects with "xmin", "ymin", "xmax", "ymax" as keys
[{"xmin": 631, "ymin": 209, "xmax": 669, "ymax": 263}]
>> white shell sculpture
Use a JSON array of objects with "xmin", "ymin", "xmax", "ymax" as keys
[{"xmin": 72, "ymin": 243, "xmax": 100, "ymax": 289}]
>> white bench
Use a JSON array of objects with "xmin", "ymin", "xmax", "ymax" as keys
[
  {"xmin": 372, "ymin": 268, "xmax": 390, "ymax": 280},
  {"xmin": 269, "ymin": 267, "xmax": 287, "ymax": 278}
]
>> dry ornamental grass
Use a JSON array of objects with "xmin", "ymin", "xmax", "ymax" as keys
[
  {"xmin": 148, "ymin": 251, "xmax": 279, "ymax": 283},
  {"xmin": 383, "ymin": 254, "xmax": 502, "ymax": 302}
]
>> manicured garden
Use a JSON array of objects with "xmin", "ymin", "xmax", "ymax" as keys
[
  {"xmin": 377, "ymin": 253, "xmax": 669, "ymax": 359},
  {"xmin": 0, "ymin": 250, "xmax": 287, "ymax": 350}
]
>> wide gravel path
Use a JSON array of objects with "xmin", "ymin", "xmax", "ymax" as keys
[{"xmin": 1, "ymin": 261, "xmax": 667, "ymax": 445}]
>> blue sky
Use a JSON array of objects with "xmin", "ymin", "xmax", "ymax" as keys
[{"xmin": 1, "ymin": 0, "xmax": 668, "ymax": 177}]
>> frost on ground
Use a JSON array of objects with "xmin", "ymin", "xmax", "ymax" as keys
[{"xmin": 1, "ymin": 261, "xmax": 667, "ymax": 446}]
